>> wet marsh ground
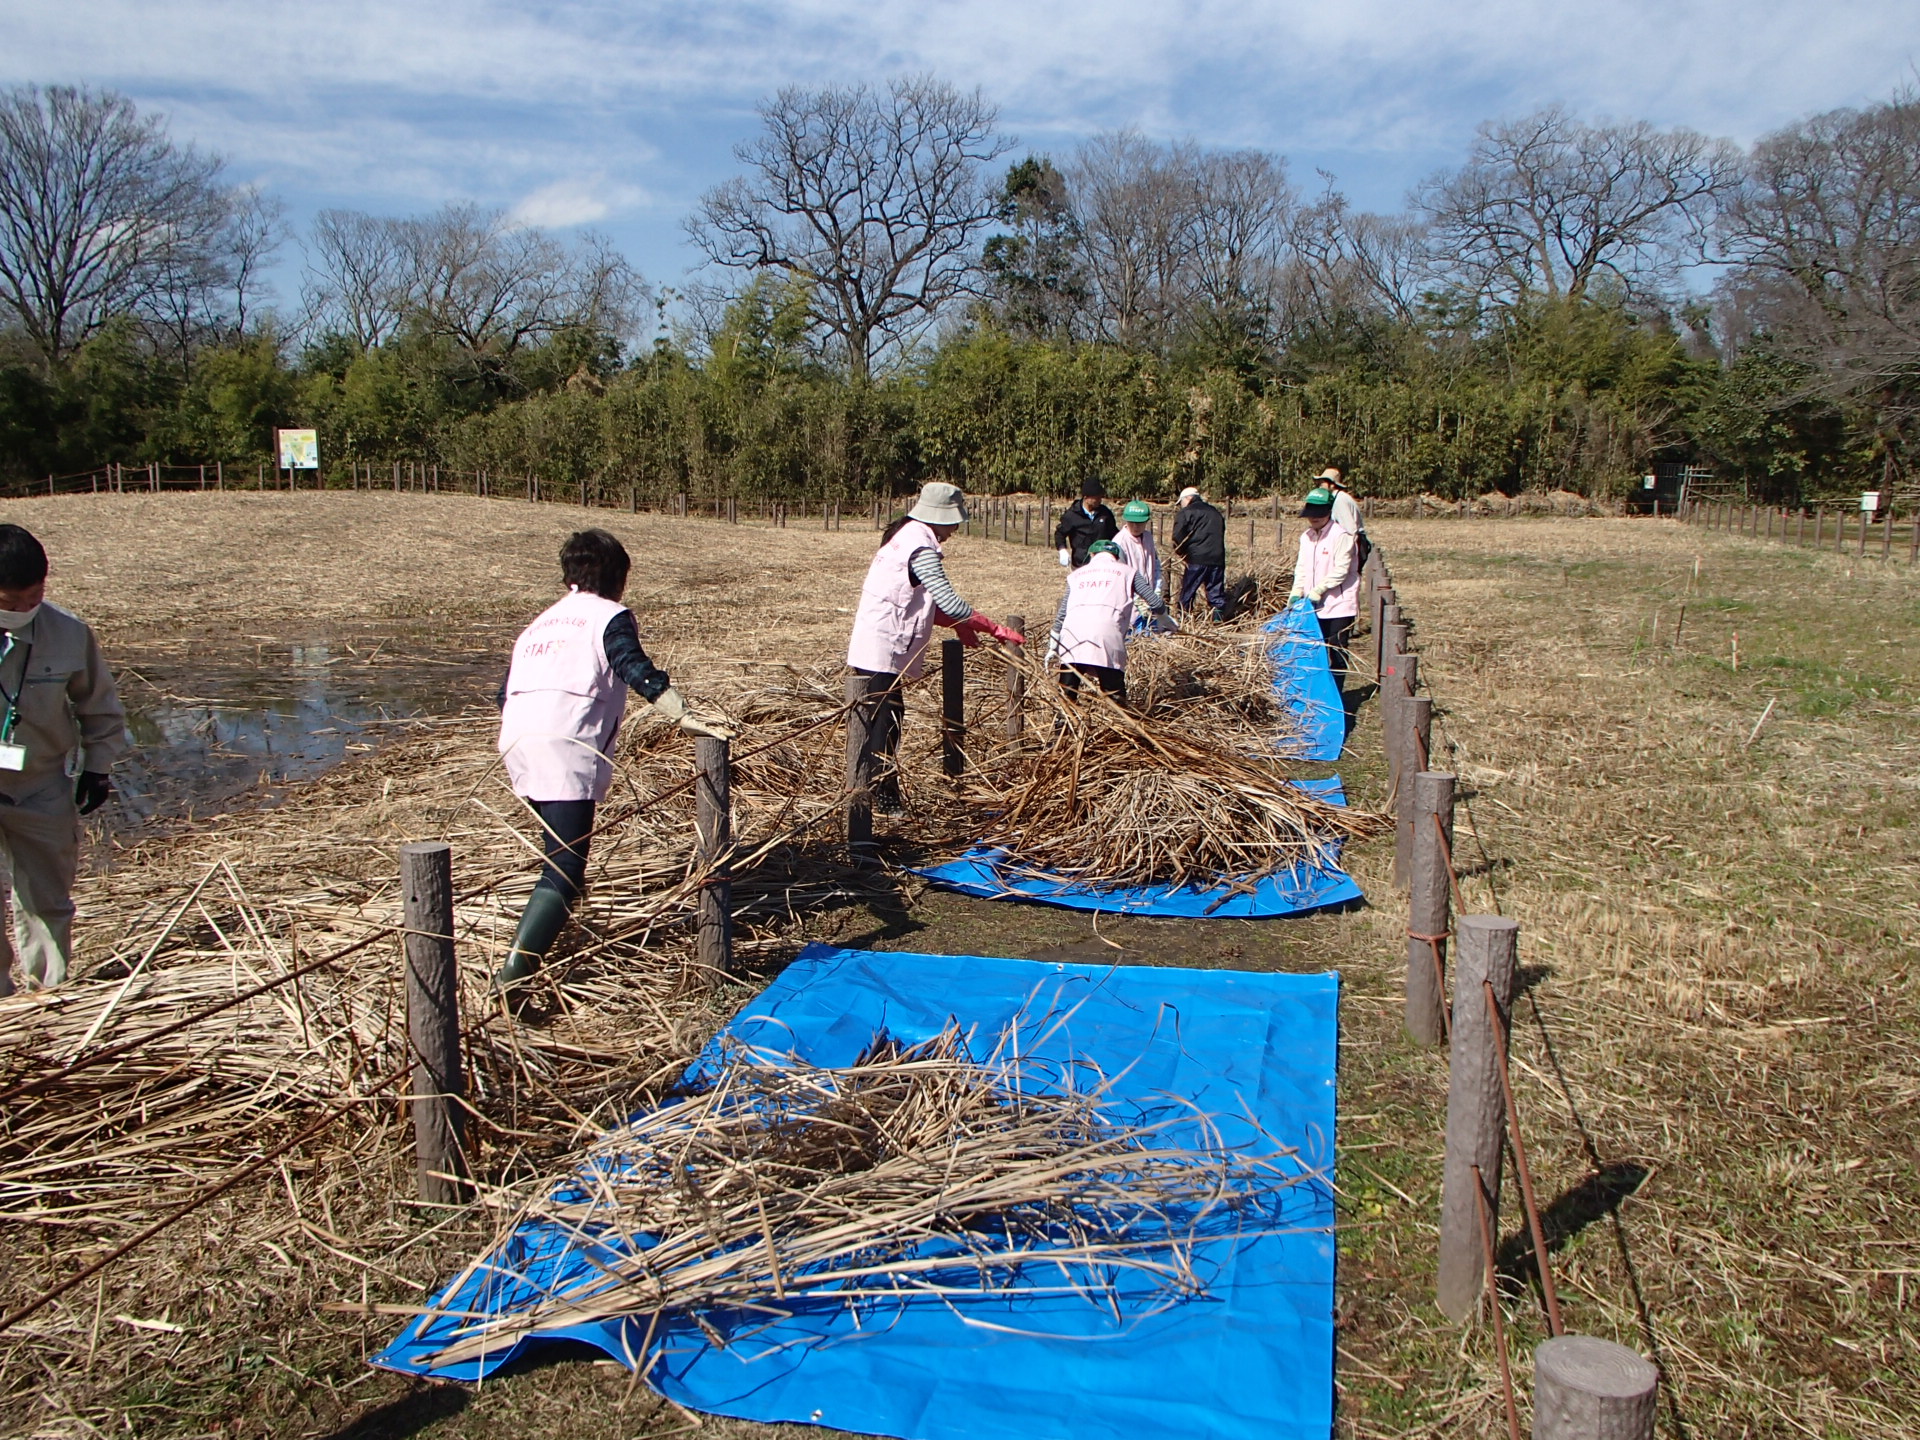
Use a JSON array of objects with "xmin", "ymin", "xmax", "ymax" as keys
[{"xmin": 0, "ymin": 493, "xmax": 1913, "ymax": 1438}]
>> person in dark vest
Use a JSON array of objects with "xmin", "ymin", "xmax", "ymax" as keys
[
  {"xmin": 1171, "ymin": 486, "xmax": 1228, "ymax": 621},
  {"xmin": 494, "ymin": 528, "xmax": 727, "ymax": 997},
  {"xmin": 1053, "ymin": 479, "xmax": 1118, "ymax": 568}
]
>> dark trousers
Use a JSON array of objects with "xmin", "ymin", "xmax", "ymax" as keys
[
  {"xmin": 1318, "ymin": 616, "xmax": 1356, "ymax": 687},
  {"xmin": 1060, "ymin": 664, "xmax": 1127, "ymax": 703},
  {"xmin": 529, "ymin": 799, "xmax": 596, "ymax": 902},
  {"xmin": 851, "ymin": 668, "xmax": 907, "ymax": 807},
  {"xmin": 1178, "ymin": 563, "xmax": 1228, "ymax": 619}
]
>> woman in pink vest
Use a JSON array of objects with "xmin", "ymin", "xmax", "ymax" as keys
[
  {"xmin": 1290, "ymin": 487, "xmax": 1360, "ymax": 686},
  {"xmin": 846, "ymin": 482, "xmax": 1020, "ymax": 814},
  {"xmin": 495, "ymin": 528, "xmax": 726, "ymax": 995},
  {"xmin": 1048, "ymin": 539, "xmax": 1172, "ymax": 702}
]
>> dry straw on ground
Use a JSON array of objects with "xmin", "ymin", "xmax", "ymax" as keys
[{"xmin": 415, "ymin": 1022, "xmax": 1309, "ymax": 1370}]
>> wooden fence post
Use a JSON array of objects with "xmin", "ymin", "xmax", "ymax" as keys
[
  {"xmin": 1003, "ymin": 614, "xmax": 1026, "ymax": 739},
  {"xmin": 1382, "ymin": 649, "xmax": 1417, "ymax": 809},
  {"xmin": 1372, "ymin": 586, "xmax": 1395, "ymax": 674},
  {"xmin": 694, "ymin": 735, "xmax": 733, "ymax": 982},
  {"xmin": 1533, "ymin": 1336, "xmax": 1658, "ymax": 1440},
  {"xmin": 844, "ymin": 674, "xmax": 875, "ymax": 850},
  {"xmin": 1395, "ymin": 695, "xmax": 1432, "ymax": 889},
  {"xmin": 1437, "ymin": 914, "xmax": 1519, "ymax": 1321},
  {"xmin": 401, "ymin": 842, "xmax": 468, "ymax": 1205},
  {"xmin": 941, "ymin": 637, "xmax": 966, "ymax": 777},
  {"xmin": 1406, "ymin": 770, "xmax": 1454, "ymax": 1045}
]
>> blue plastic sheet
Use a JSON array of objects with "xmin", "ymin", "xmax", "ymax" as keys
[
  {"xmin": 912, "ymin": 776, "xmax": 1362, "ymax": 918},
  {"xmin": 1266, "ymin": 598, "xmax": 1346, "ymax": 762},
  {"xmin": 376, "ymin": 944, "xmax": 1339, "ymax": 1440}
]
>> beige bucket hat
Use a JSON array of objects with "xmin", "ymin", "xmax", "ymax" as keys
[{"xmin": 908, "ymin": 481, "xmax": 969, "ymax": 526}]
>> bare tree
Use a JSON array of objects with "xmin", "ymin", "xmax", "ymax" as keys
[
  {"xmin": 304, "ymin": 208, "xmax": 408, "ymax": 351},
  {"xmin": 691, "ymin": 76, "xmax": 1010, "ymax": 380},
  {"xmin": 1069, "ymin": 133, "xmax": 1296, "ymax": 353},
  {"xmin": 1420, "ymin": 107, "xmax": 1740, "ymax": 304},
  {"xmin": 0, "ymin": 85, "xmax": 237, "ymax": 366},
  {"xmin": 1288, "ymin": 185, "xmax": 1432, "ymax": 331},
  {"xmin": 1721, "ymin": 93, "xmax": 1920, "ymax": 472},
  {"xmin": 304, "ymin": 205, "xmax": 645, "ymax": 360}
]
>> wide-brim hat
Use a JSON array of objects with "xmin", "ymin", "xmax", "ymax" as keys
[
  {"xmin": 1315, "ymin": 467, "xmax": 1345, "ymax": 487},
  {"xmin": 908, "ymin": 481, "xmax": 968, "ymax": 526}
]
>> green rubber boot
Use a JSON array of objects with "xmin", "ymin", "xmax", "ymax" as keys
[{"xmin": 494, "ymin": 887, "xmax": 574, "ymax": 996}]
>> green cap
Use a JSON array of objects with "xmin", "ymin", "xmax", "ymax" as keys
[
  {"xmin": 1304, "ymin": 486, "xmax": 1334, "ymax": 507},
  {"xmin": 1087, "ymin": 539, "xmax": 1121, "ymax": 559},
  {"xmin": 1121, "ymin": 500, "xmax": 1152, "ymax": 523}
]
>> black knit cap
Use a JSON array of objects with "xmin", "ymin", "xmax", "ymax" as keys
[{"xmin": 1081, "ymin": 477, "xmax": 1107, "ymax": 499}]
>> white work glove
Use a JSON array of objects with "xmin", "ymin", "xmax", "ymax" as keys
[
  {"xmin": 651, "ymin": 686, "xmax": 688, "ymax": 721},
  {"xmin": 1288, "ymin": 587, "xmax": 1305, "ymax": 601},
  {"xmin": 1306, "ymin": 589, "xmax": 1327, "ymax": 605},
  {"xmin": 1057, "ymin": 547, "xmax": 1072, "ymax": 568},
  {"xmin": 678, "ymin": 713, "xmax": 735, "ymax": 740}
]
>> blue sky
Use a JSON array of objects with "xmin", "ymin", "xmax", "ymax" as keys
[{"xmin": 6, "ymin": 1, "xmax": 1918, "ymax": 308}]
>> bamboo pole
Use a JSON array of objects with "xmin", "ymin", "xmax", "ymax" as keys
[{"xmin": 694, "ymin": 736, "xmax": 733, "ymax": 982}]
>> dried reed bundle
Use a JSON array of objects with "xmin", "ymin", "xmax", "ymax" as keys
[
  {"xmin": 953, "ymin": 666, "xmax": 1387, "ymax": 890},
  {"xmin": 419, "ymin": 1023, "xmax": 1308, "ymax": 1367}
]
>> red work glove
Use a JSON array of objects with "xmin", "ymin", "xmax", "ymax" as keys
[
  {"xmin": 933, "ymin": 608, "xmax": 962, "ymax": 628},
  {"xmin": 948, "ymin": 613, "xmax": 991, "ymax": 648}
]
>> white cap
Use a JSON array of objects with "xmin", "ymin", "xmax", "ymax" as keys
[{"xmin": 1178, "ymin": 487, "xmax": 1201, "ymax": 505}]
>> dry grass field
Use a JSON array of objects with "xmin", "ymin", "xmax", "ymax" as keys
[{"xmin": 0, "ymin": 492, "xmax": 1913, "ymax": 1440}]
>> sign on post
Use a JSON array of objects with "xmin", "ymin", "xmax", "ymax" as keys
[
  {"xmin": 1861, "ymin": 491, "xmax": 1881, "ymax": 514},
  {"xmin": 276, "ymin": 429, "xmax": 319, "ymax": 470}
]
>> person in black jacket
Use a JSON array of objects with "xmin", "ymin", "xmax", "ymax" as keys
[
  {"xmin": 1171, "ymin": 486, "xmax": 1228, "ymax": 621},
  {"xmin": 1053, "ymin": 478, "xmax": 1118, "ymax": 568}
]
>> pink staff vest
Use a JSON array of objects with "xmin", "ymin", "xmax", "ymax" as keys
[
  {"xmin": 1293, "ymin": 523, "xmax": 1359, "ymax": 619},
  {"xmin": 1115, "ymin": 526, "xmax": 1162, "ymax": 597},
  {"xmin": 498, "ymin": 588, "xmax": 632, "ymax": 802},
  {"xmin": 847, "ymin": 519, "xmax": 943, "ymax": 679},
  {"xmin": 1058, "ymin": 553, "xmax": 1135, "ymax": 670}
]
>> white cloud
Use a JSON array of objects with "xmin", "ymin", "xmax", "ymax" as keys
[{"xmin": 508, "ymin": 176, "xmax": 649, "ymax": 229}]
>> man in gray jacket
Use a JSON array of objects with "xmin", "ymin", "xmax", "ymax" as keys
[{"xmin": 0, "ymin": 524, "xmax": 126, "ymax": 993}]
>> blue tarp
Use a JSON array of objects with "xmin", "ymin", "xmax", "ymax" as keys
[
  {"xmin": 1266, "ymin": 598, "xmax": 1346, "ymax": 762},
  {"xmin": 376, "ymin": 944, "xmax": 1339, "ymax": 1440},
  {"xmin": 912, "ymin": 776, "xmax": 1362, "ymax": 918}
]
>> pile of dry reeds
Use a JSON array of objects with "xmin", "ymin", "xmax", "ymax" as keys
[
  {"xmin": 416, "ymin": 1023, "xmax": 1306, "ymax": 1368},
  {"xmin": 942, "ymin": 643, "xmax": 1385, "ymax": 890}
]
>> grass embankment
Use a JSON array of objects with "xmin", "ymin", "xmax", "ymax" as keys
[{"xmin": 0, "ymin": 494, "xmax": 1912, "ymax": 1438}]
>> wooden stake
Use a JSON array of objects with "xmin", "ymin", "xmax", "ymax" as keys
[
  {"xmin": 400, "ymin": 842, "xmax": 468, "ymax": 1205},
  {"xmin": 1533, "ymin": 1336, "xmax": 1658, "ymax": 1440},
  {"xmin": 1003, "ymin": 614, "xmax": 1026, "ymax": 739},
  {"xmin": 1395, "ymin": 694, "xmax": 1432, "ymax": 889},
  {"xmin": 694, "ymin": 735, "xmax": 733, "ymax": 982},
  {"xmin": 1406, "ymin": 770, "xmax": 1455, "ymax": 1046},
  {"xmin": 844, "ymin": 674, "xmax": 875, "ymax": 849},
  {"xmin": 1437, "ymin": 913, "xmax": 1518, "ymax": 1321},
  {"xmin": 941, "ymin": 637, "xmax": 965, "ymax": 777}
]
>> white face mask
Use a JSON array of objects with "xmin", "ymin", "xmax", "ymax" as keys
[{"xmin": 0, "ymin": 605, "xmax": 40, "ymax": 631}]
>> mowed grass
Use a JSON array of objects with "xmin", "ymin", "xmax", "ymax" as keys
[
  {"xmin": 0, "ymin": 494, "xmax": 1913, "ymax": 1438},
  {"xmin": 1324, "ymin": 516, "xmax": 1919, "ymax": 1438}
]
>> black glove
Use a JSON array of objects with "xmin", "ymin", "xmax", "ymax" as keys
[{"xmin": 75, "ymin": 771, "xmax": 112, "ymax": 815}]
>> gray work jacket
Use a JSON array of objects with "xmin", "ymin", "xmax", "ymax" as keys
[{"xmin": 0, "ymin": 602, "xmax": 128, "ymax": 804}]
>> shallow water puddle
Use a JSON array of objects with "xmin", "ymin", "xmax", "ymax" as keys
[{"xmin": 105, "ymin": 631, "xmax": 496, "ymax": 827}]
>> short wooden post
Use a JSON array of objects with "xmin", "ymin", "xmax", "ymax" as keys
[
  {"xmin": 401, "ymin": 842, "xmax": 468, "ymax": 1205},
  {"xmin": 1395, "ymin": 695, "xmax": 1432, "ymax": 888},
  {"xmin": 1882, "ymin": 510, "xmax": 1893, "ymax": 560},
  {"xmin": 844, "ymin": 674, "xmax": 875, "ymax": 848},
  {"xmin": 694, "ymin": 735, "xmax": 733, "ymax": 981},
  {"xmin": 216, "ymin": 460, "xmax": 223, "ymax": 490},
  {"xmin": 1406, "ymin": 770, "xmax": 1454, "ymax": 1045},
  {"xmin": 1533, "ymin": 1336, "xmax": 1658, "ymax": 1440},
  {"xmin": 1858, "ymin": 510, "xmax": 1869, "ymax": 558},
  {"xmin": 1437, "ymin": 914, "xmax": 1519, "ymax": 1321},
  {"xmin": 1372, "ymin": 585, "xmax": 1395, "ymax": 673},
  {"xmin": 1910, "ymin": 515, "xmax": 1919, "ymax": 564},
  {"xmin": 941, "ymin": 637, "xmax": 965, "ymax": 777},
  {"xmin": 1380, "ymin": 649, "xmax": 1416, "ymax": 805},
  {"xmin": 1003, "ymin": 614, "xmax": 1026, "ymax": 739}
]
